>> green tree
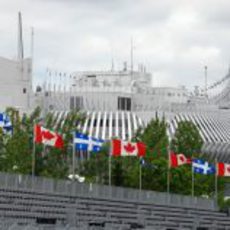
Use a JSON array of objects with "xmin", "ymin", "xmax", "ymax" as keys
[
  {"xmin": 36, "ymin": 109, "xmax": 86, "ymax": 179},
  {"xmin": 170, "ymin": 120, "xmax": 216, "ymax": 196},
  {"xmin": 121, "ymin": 116, "xmax": 169, "ymax": 191},
  {"xmin": 134, "ymin": 114, "xmax": 168, "ymax": 157},
  {"xmin": 0, "ymin": 107, "xmax": 86, "ymax": 179},
  {"xmin": 171, "ymin": 120, "xmax": 203, "ymax": 157},
  {"xmin": 79, "ymin": 143, "xmax": 110, "ymax": 184}
]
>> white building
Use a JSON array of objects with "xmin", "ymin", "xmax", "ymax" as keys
[
  {"xmin": 1, "ymin": 12, "xmax": 230, "ymax": 161},
  {"xmin": 41, "ymin": 69, "xmax": 188, "ymax": 112},
  {"xmin": 0, "ymin": 56, "xmax": 32, "ymax": 112},
  {"xmin": 35, "ymin": 67, "xmax": 230, "ymax": 161}
]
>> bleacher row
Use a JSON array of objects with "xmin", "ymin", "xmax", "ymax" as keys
[{"xmin": 0, "ymin": 173, "xmax": 230, "ymax": 230}]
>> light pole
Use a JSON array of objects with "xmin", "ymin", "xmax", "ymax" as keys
[{"xmin": 204, "ymin": 65, "xmax": 208, "ymax": 98}]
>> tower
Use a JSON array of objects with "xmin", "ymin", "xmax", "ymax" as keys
[{"xmin": 18, "ymin": 12, "xmax": 24, "ymax": 61}]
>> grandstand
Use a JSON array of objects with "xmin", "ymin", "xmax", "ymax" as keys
[{"xmin": 0, "ymin": 172, "xmax": 229, "ymax": 230}]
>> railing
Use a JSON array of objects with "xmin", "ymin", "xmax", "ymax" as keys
[{"xmin": 0, "ymin": 172, "xmax": 216, "ymax": 210}]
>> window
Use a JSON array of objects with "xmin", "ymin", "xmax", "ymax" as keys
[
  {"xmin": 23, "ymin": 88, "xmax": 26, "ymax": 94},
  {"xmin": 75, "ymin": 96, "xmax": 83, "ymax": 110},
  {"xmin": 36, "ymin": 217, "xmax": 56, "ymax": 224},
  {"xmin": 118, "ymin": 97, "xmax": 131, "ymax": 111},
  {"xmin": 87, "ymin": 75, "xmax": 96, "ymax": 78},
  {"xmin": 70, "ymin": 96, "xmax": 83, "ymax": 110},
  {"xmin": 70, "ymin": 97, "xmax": 75, "ymax": 110}
]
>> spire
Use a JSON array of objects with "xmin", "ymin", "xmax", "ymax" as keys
[
  {"xmin": 111, "ymin": 57, "xmax": 114, "ymax": 72},
  {"xmin": 130, "ymin": 37, "xmax": 134, "ymax": 74},
  {"xmin": 18, "ymin": 12, "xmax": 24, "ymax": 60},
  {"xmin": 204, "ymin": 65, "xmax": 208, "ymax": 98}
]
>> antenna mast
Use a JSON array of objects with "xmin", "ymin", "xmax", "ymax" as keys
[
  {"xmin": 111, "ymin": 58, "xmax": 114, "ymax": 71},
  {"xmin": 18, "ymin": 12, "xmax": 24, "ymax": 61},
  {"xmin": 130, "ymin": 37, "xmax": 134, "ymax": 74},
  {"xmin": 30, "ymin": 27, "xmax": 34, "ymax": 60},
  {"xmin": 204, "ymin": 65, "xmax": 208, "ymax": 98},
  {"xmin": 30, "ymin": 27, "xmax": 34, "ymax": 91}
]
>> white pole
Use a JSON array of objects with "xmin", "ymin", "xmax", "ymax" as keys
[
  {"xmin": 109, "ymin": 155, "xmax": 112, "ymax": 186},
  {"xmin": 166, "ymin": 126, "xmax": 171, "ymax": 202},
  {"xmin": 29, "ymin": 27, "xmax": 34, "ymax": 109},
  {"xmin": 167, "ymin": 146, "xmax": 170, "ymax": 194},
  {"xmin": 192, "ymin": 162, "xmax": 194, "ymax": 197},
  {"xmin": 139, "ymin": 161, "xmax": 142, "ymax": 191},
  {"xmin": 130, "ymin": 37, "xmax": 134, "ymax": 112},
  {"xmin": 204, "ymin": 66, "xmax": 208, "ymax": 98},
  {"xmin": 215, "ymin": 158, "xmax": 218, "ymax": 203},
  {"xmin": 109, "ymin": 142, "xmax": 112, "ymax": 186},
  {"xmin": 32, "ymin": 125, "xmax": 36, "ymax": 177},
  {"xmin": 72, "ymin": 132, "xmax": 76, "ymax": 180},
  {"xmin": 130, "ymin": 37, "xmax": 134, "ymax": 74}
]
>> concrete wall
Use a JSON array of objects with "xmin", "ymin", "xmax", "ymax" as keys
[{"xmin": 0, "ymin": 57, "xmax": 32, "ymax": 112}]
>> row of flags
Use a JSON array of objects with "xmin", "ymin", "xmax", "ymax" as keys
[
  {"xmin": 34, "ymin": 125, "xmax": 146, "ymax": 157},
  {"xmin": 2, "ymin": 120, "xmax": 229, "ymax": 178},
  {"xmin": 170, "ymin": 152, "xmax": 229, "ymax": 176}
]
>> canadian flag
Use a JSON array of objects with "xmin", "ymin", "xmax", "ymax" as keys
[
  {"xmin": 34, "ymin": 125, "xmax": 64, "ymax": 149},
  {"xmin": 216, "ymin": 162, "xmax": 230, "ymax": 177},
  {"xmin": 170, "ymin": 152, "xmax": 191, "ymax": 168},
  {"xmin": 111, "ymin": 139, "xmax": 146, "ymax": 157}
]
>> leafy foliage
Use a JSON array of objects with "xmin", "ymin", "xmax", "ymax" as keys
[
  {"xmin": 0, "ymin": 107, "xmax": 228, "ymax": 206},
  {"xmin": 171, "ymin": 121, "xmax": 203, "ymax": 157},
  {"xmin": 134, "ymin": 114, "xmax": 169, "ymax": 157},
  {"xmin": 0, "ymin": 107, "xmax": 85, "ymax": 179}
]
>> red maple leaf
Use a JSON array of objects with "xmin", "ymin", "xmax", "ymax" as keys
[
  {"xmin": 42, "ymin": 130, "xmax": 55, "ymax": 140},
  {"xmin": 179, "ymin": 155, "xmax": 185, "ymax": 162},
  {"xmin": 124, "ymin": 142, "xmax": 136, "ymax": 153},
  {"xmin": 227, "ymin": 166, "xmax": 230, "ymax": 173}
]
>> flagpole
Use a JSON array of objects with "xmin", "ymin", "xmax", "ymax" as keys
[
  {"xmin": 139, "ymin": 159, "xmax": 142, "ymax": 191},
  {"xmin": 192, "ymin": 160, "xmax": 194, "ymax": 197},
  {"xmin": 109, "ymin": 154, "xmax": 111, "ymax": 186},
  {"xmin": 167, "ymin": 144, "xmax": 170, "ymax": 202},
  {"xmin": 215, "ymin": 158, "xmax": 218, "ymax": 203},
  {"xmin": 32, "ymin": 125, "xmax": 36, "ymax": 177},
  {"xmin": 109, "ymin": 141, "xmax": 112, "ymax": 186},
  {"xmin": 72, "ymin": 132, "xmax": 76, "ymax": 181}
]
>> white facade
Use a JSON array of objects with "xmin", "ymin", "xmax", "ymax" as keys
[
  {"xmin": 37, "ymin": 69, "xmax": 230, "ymax": 161},
  {"xmin": 0, "ymin": 56, "xmax": 32, "ymax": 112},
  {"xmin": 0, "ymin": 58, "xmax": 230, "ymax": 160},
  {"xmin": 41, "ymin": 70, "xmax": 189, "ymax": 112}
]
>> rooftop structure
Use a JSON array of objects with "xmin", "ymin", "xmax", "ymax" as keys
[{"xmin": 1, "ymin": 12, "xmax": 230, "ymax": 161}]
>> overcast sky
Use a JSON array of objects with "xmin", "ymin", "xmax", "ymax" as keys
[{"xmin": 0, "ymin": 0, "xmax": 230, "ymax": 90}]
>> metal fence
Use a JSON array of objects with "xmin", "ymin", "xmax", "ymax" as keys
[{"xmin": 0, "ymin": 172, "xmax": 216, "ymax": 210}]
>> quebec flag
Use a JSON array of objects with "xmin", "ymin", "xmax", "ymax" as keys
[
  {"xmin": 0, "ymin": 113, "xmax": 13, "ymax": 134},
  {"xmin": 74, "ymin": 132, "xmax": 104, "ymax": 153},
  {"xmin": 192, "ymin": 159, "xmax": 215, "ymax": 175}
]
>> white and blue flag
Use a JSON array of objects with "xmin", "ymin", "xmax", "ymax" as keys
[
  {"xmin": 192, "ymin": 159, "xmax": 215, "ymax": 175},
  {"xmin": 74, "ymin": 132, "xmax": 104, "ymax": 153},
  {"xmin": 0, "ymin": 113, "xmax": 12, "ymax": 134}
]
